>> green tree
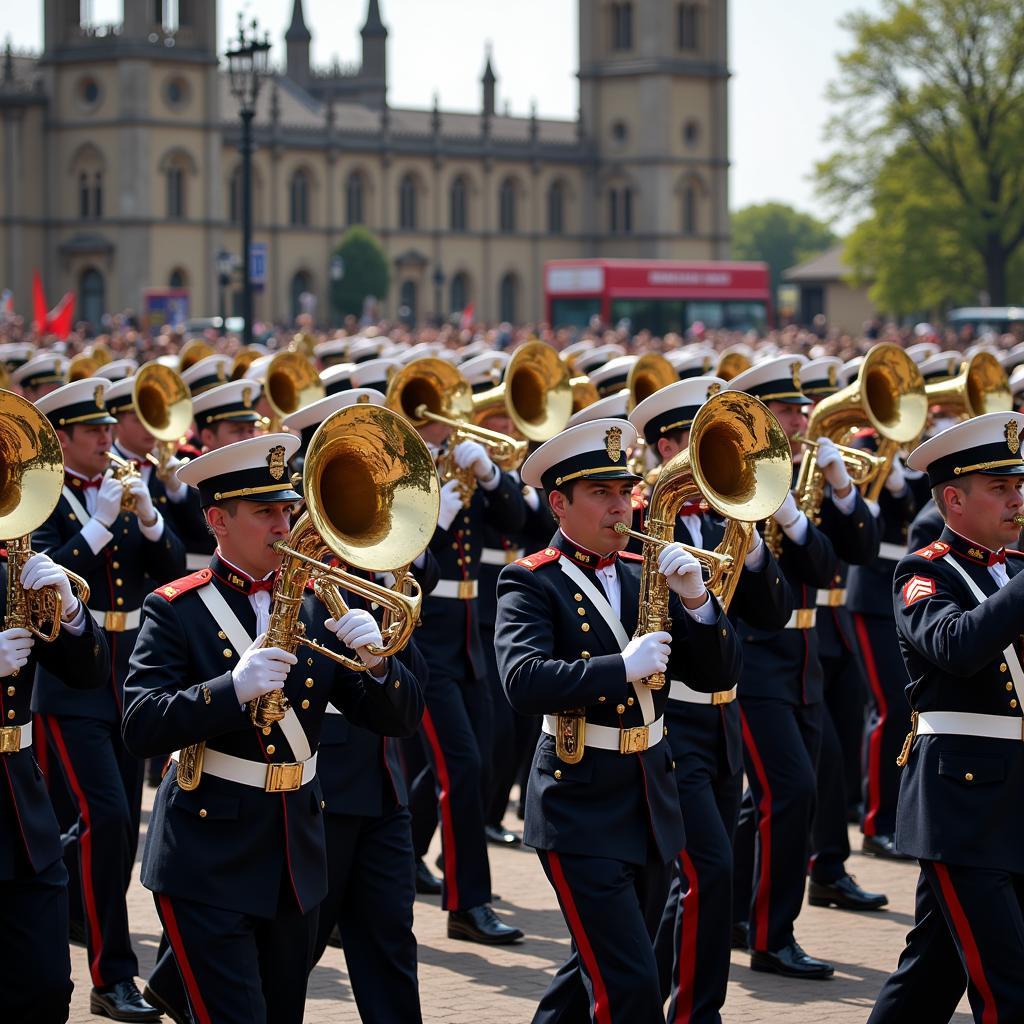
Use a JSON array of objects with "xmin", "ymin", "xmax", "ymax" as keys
[
  {"xmin": 730, "ymin": 202, "xmax": 835, "ymax": 296},
  {"xmin": 818, "ymin": 0, "xmax": 1024, "ymax": 307},
  {"xmin": 330, "ymin": 227, "xmax": 390, "ymax": 320}
]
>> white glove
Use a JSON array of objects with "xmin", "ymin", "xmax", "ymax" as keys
[
  {"xmin": 885, "ymin": 455, "xmax": 907, "ymax": 495},
  {"xmin": 231, "ymin": 632, "xmax": 298, "ymax": 704},
  {"xmin": 20, "ymin": 552, "xmax": 78, "ymax": 620},
  {"xmin": 453, "ymin": 440, "xmax": 496, "ymax": 482},
  {"xmin": 621, "ymin": 631, "xmax": 672, "ymax": 683},
  {"xmin": 128, "ymin": 477, "xmax": 157, "ymax": 524},
  {"xmin": 815, "ymin": 437, "xmax": 851, "ymax": 491},
  {"xmin": 773, "ymin": 491, "xmax": 801, "ymax": 529},
  {"xmin": 0, "ymin": 627, "xmax": 33, "ymax": 677},
  {"xmin": 325, "ymin": 608, "xmax": 384, "ymax": 669},
  {"xmin": 161, "ymin": 455, "xmax": 189, "ymax": 499},
  {"xmin": 437, "ymin": 479, "xmax": 463, "ymax": 532},
  {"xmin": 94, "ymin": 472, "xmax": 124, "ymax": 528},
  {"xmin": 657, "ymin": 543, "xmax": 706, "ymax": 601}
]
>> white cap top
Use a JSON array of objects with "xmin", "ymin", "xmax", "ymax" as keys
[
  {"xmin": 628, "ymin": 376, "xmax": 725, "ymax": 442},
  {"xmin": 192, "ymin": 379, "xmax": 263, "ymax": 424},
  {"xmin": 348, "ymin": 337, "xmax": 388, "ymax": 363},
  {"xmin": 243, "ymin": 355, "xmax": 273, "ymax": 382},
  {"xmin": 664, "ymin": 348, "xmax": 716, "ymax": 375},
  {"xmin": 97, "ymin": 358, "xmax": 139, "ymax": 381},
  {"xmin": 283, "ymin": 388, "xmax": 385, "ymax": 434},
  {"xmin": 35, "ymin": 376, "xmax": 116, "ymax": 425},
  {"xmin": 349, "ymin": 358, "xmax": 401, "ymax": 391},
  {"xmin": 314, "ymin": 338, "xmax": 348, "ymax": 361},
  {"xmin": 0, "ymin": 343, "xmax": 36, "ymax": 365},
  {"xmin": 11, "ymin": 353, "xmax": 68, "ymax": 386},
  {"xmin": 461, "ymin": 351, "xmax": 511, "ymax": 389},
  {"xmin": 840, "ymin": 357, "xmax": 864, "ymax": 388},
  {"xmin": 802, "ymin": 357, "xmax": 844, "ymax": 395},
  {"xmin": 103, "ymin": 376, "xmax": 135, "ymax": 408},
  {"xmin": 918, "ymin": 351, "xmax": 962, "ymax": 380},
  {"xmin": 574, "ymin": 343, "xmax": 625, "ymax": 375},
  {"xmin": 906, "ymin": 410, "xmax": 1024, "ymax": 486},
  {"xmin": 727, "ymin": 354, "xmax": 808, "ymax": 404},
  {"xmin": 567, "ymin": 391, "xmax": 629, "ymax": 427},
  {"xmin": 588, "ymin": 354, "xmax": 637, "ymax": 391},
  {"xmin": 181, "ymin": 354, "xmax": 232, "ymax": 390},
  {"xmin": 521, "ymin": 417, "xmax": 639, "ymax": 490},
  {"xmin": 177, "ymin": 433, "xmax": 301, "ymax": 503},
  {"xmin": 906, "ymin": 341, "xmax": 941, "ymax": 364},
  {"xmin": 1010, "ymin": 364, "xmax": 1024, "ymax": 397}
]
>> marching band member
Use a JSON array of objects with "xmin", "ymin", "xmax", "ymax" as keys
[
  {"xmin": 11, "ymin": 353, "xmax": 69, "ymax": 400},
  {"xmin": 123, "ymin": 434, "xmax": 421, "ymax": 1024},
  {"xmin": 869, "ymin": 412, "xmax": 1024, "ymax": 1024},
  {"xmin": 495, "ymin": 418, "xmax": 742, "ymax": 1023}
]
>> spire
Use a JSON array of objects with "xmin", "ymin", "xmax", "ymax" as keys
[
  {"xmin": 286, "ymin": 0, "xmax": 311, "ymax": 42},
  {"xmin": 362, "ymin": 0, "xmax": 387, "ymax": 38},
  {"xmin": 2, "ymin": 38, "xmax": 13, "ymax": 86},
  {"xmin": 482, "ymin": 44, "xmax": 496, "ymax": 119}
]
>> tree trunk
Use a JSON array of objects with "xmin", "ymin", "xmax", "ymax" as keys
[{"xmin": 982, "ymin": 233, "xmax": 1008, "ymax": 306}]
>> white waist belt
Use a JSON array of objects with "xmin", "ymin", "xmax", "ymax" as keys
[
  {"xmin": 542, "ymin": 714, "xmax": 664, "ymax": 752},
  {"xmin": 815, "ymin": 588, "xmax": 847, "ymax": 608},
  {"xmin": 0, "ymin": 719, "xmax": 32, "ymax": 754},
  {"xmin": 185, "ymin": 552, "xmax": 210, "ymax": 571},
  {"xmin": 171, "ymin": 749, "xmax": 318, "ymax": 790},
  {"xmin": 432, "ymin": 579, "xmax": 479, "ymax": 600},
  {"xmin": 878, "ymin": 542, "xmax": 907, "ymax": 562},
  {"xmin": 917, "ymin": 711, "xmax": 1024, "ymax": 742},
  {"xmin": 668, "ymin": 679, "xmax": 737, "ymax": 705},
  {"xmin": 480, "ymin": 547, "xmax": 524, "ymax": 566},
  {"xmin": 90, "ymin": 607, "xmax": 142, "ymax": 632}
]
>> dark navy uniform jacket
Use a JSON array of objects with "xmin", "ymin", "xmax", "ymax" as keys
[
  {"xmin": 0, "ymin": 564, "xmax": 109, "ymax": 879},
  {"xmin": 893, "ymin": 528, "xmax": 1024, "ymax": 873},
  {"xmin": 908, "ymin": 499, "xmax": 946, "ymax": 553},
  {"xmin": 495, "ymin": 530, "xmax": 743, "ymax": 865},
  {"xmin": 32, "ymin": 475, "xmax": 186, "ymax": 720},
  {"xmin": 121, "ymin": 554, "xmax": 421, "ymax": 918}
]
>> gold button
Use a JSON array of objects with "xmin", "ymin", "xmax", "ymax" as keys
[
  {"xmin": 452, "ymin": 543, "xmax": 458, "ymax": 550},
  {"xmin": 305, "ymin": 677, "xmax": 314, "ymax": 688},
  {"xmin": 199, "ymin": 809, "xmax": 207, "ymax": 818},
  {"xmin": 598, "ymin": 695, "xmax": 606, "ymax": 702},
  {"xmin": 262, "ymin": 727, "xmax": 271, "ymax": 735},
  {"xmin": 721, "ymin": 628, "xmax": 727, "ymax": 636},
  {"xmin": 465, "ymin": 529, "xmax": 471, "ymax": 536},
  {"xmin": 581, "ymin": 623, "xmax": 590, "ymax": 632},
  {"xmin": 115, "ymin": 577, "xmax": 123, "ymax": 586},
  {"xmin": 577, "ymin": 607, "xmax": 586, "ymax": 616},
  {"xmin": 6, "ymin": 709, "xmax": 13, "ymax": 719},
  {"xmin": 1007, "ymin": 682, "xmax": 1015, "ymax": 691},
  {"xmin": 218, "ymin": 631, "xmax": 227, "ymax": 640},
  {"xmin": 6, "ymin": 686, "xmax": 14, "ymax": 696},
  {"xmin": 321, "ymin": 800, "xmax": 326, "ymax": 809},
  {"xmin": 116, "ymin": 597, "xmax": 124, "ymax": 606},
  {"xmin": 672, "ymin": 760, "xmax": 677, "ymax": 769},
  {"xmin": 223, "ymin": 648, "xmax": 233, "ymax": 657},
  {"xmin": 574, "ymin": 593, "xmax": 583, "ymax": 601},
  {"xmin": 664, "ymin": 726, "xmax": 669, "ymax": 736},
  {"xmin": 112, "ymin": 561, "xmax": 120, "ymax": 569},
  {"xmin": 616, "ymin": 703, "xmax": 626, "ymax": 714},
  {"xmin": 301, "ymin": 699, "xmax": 310, "ymax": 709},
  {"xmin": 553, "ymin": 769, "xmax": 562, "ymax": 780},
  {"xmin": 394, "ymin": 680, "xmax": 400, "ymax": 688},
  {"xmin": 1012, "ymin": 700, "xmax": 1019, "ymax": 709},
  {"xmin": 73, "ymin": 549, "xmax": 80, "ymax": 556},
  {"xmin": 965, "ymin": 772, "xmax": 974, "ymax": 782},
  {"xmin": 581, "ymin": 651, "xmax": 591, "ymax": 660},
  {"xmin": 266, "ymin": 744, "xmax": 276, "ymax": 755},
  {"xmin": 627, "ymin": 697, "xmax": 634, "ymax": 706},
  {"xmin": 1001, "ymin": 662, "xmax": 1008, "ymax": 672},
  {"xmin": 307, "ymin": 658, "xmax": 314, "ymax": 666},
  {"xmin": 69, "ymin": 513, "xmax": 77, "ymax": 522}
]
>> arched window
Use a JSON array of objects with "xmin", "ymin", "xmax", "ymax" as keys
[
  {"xmin": 450, "ymin": 271, "xmax": 469, "ymax": 314},
  {"xmin": 79, "ymin": 173, "xmax": 90, "ymax": 219},
  {"xmin": 547, "ymin": 180, "xmax": 566, "ymax": 235},
  {"xmin": 499, "ymin": 178, "xmax": 518, "ymax": 233},
  {"xmin": 678, "ymin": 3, "xmax": 703, "ymax": 51},
  {"xmin": 79, "ymin": 268, "xmax": 105, "ymax": 330},
  {"xmin": 682, "ymin": 183, "xmax": 698, "ymax": 235},
  {"xmin": 609, "ymin": 187, "xmax": 634, "ymax": 234},
  {"xmin": 399, "ymin": 174, "xmax": 417, "ymax": 230},
  {"xmin": 93, "ymin": 173, "xmax": 103, "ymax": 218},
  {"xmin": 169, "ymin": 267, "xmax": 187, "ymax": 289},
  {"xmin": 346, "ymin": 171, "xmax": 365, "ymax": 226},
  {"xmin": 290, "ymin": 169, "xmax": 311, "ymax": 226},
  {"xmin": 70, "ymin": 143, "xmax": 105, "ymax": 220},
  {"xmin": 450, "ymin": 176, "xmax": 468, "ymax": 232},
  {"xmin": 290, "ymin": 270, "xmax": 313, "ymax": 320},
  {"xmin": 399, "ymin": 280, "xmax": 417, "ymax": 325},
  {"xmin": 166, "ymin": 166, "xmax": 186, "ymax": 219},
  {"xmin": 499, "ymin": 272, "xmax": 518, "ymax": 323}
]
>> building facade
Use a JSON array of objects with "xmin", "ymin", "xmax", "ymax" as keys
[{"xmin": 0, "ymin": 0, "xmax": 730, "ymax": 327}]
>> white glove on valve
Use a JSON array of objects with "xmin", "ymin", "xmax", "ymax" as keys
[
  {"xmin": 453, "ymin": 440, "xmax": 496, "ymax": 482},
  {"xmin": 326, "ymin": 608, "xmax": 384, "ymax": 669},
  {"xmin": 885, "ymin": 455, "xmax": 907, "ymax": 495},
  {"xmin": 621, "ymin": 631, "xmax": 671, "ymax": 683},
  {"xmin": 128, "ymin": 477, "xmax": 157, "ymax": 524},
  {"xmin": 94, "ymin": 473, "xmax": 124, "ymax": 529},
  {"xmin": 657, "ymin": 543, "xmax": 707, "ymax": 601},
  {"xmin": 437, "ymin": 479, "xmax": 464, "ymax": 531},
  {"xmin": 20, "ymin": 552, "xmax": 79, "ymax": 620},
  {"xmin": 815, "ymin": 437, "xmax": 851, "ymax": 491},
  {"xmin": 231, "ymin": 632, "xmax": 297, "ymax": 704},
  {"xmin": 0, "ymin": 628, "xmax": 33, "ymax": 677}
]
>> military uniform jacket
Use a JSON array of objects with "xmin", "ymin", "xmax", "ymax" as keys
[
  {"xmin": 32, "ymin": 477, "xmax": 186, "ymax": 720},
  {"xmin": 0, "ymin": 564, "xmax": 110, "ymax": 879},
  {"xmin": 121, "ymin": 556, "xmax": 421, "ymax": 918},
  {"xmin": 495, "ymin": 530, "xmax": 743, "ymax": 865},
  {"xmin": 908, "ymin": 498, "xmax": 946, "ymax": 554},
  {"xmin": 422, "ymin": 470, "xmax": 526, "ymax": 682},
  {"xmin": 893, "ymin": 528, "xmax": 1024, "ymax": 872}
]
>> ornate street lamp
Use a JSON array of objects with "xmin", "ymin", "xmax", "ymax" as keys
[{"xmin": 433, "ymin": 264, "xmax": 446, "ymax": 325}]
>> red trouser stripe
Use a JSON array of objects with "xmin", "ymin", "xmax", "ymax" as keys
[
  {"xmin": 421, "ymin": 708, "xmax": 459, "ymax": 910},
  {"xmin": 932, "ymin": 864, "xmax": 999, "ymax": 1024},
  {"xmin": 33, "ymin": 713, "xmax": 50, "ymax": 782},
  {"xmin": 740, "ymin": 707, "xmax": 773, "ymax": 952},
  {"xmin": 672, "ymin": 849, "xmax": 700, "ymax": 1024},
  {"xmin": 544, "ymin": 851, "xmax": 612, "ymax": 1024},
  {"xmin": 46, "ymin": 715, "xmax": 105, "ymax": 987},
  {"xmin": 156, "ymin": 894, "xmax": 212, "ymax": 1024},
  {"xmin": 853, "ymin": 613, "xmax": 886, "ymax": 837}
]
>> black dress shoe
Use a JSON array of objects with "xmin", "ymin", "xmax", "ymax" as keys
[
  {"xmin": 730, "ymin": 921, "xmax": 749, "ymax": 950},
  {"xmin": 89, "ymin": 980, "xmax": 162, "ymax": 1022},
  {"xmin": 142, "ymin": 984, "xmax": 188, "ymax": 1024},
  {"xmin": 448, "ymin": 904, "xmax": 524, "ymax": 945},
  {"xmin": 809, "ymin": 874, "xmax": 888, "ymax": 911},
  {"xmin": 416, "ymin": 858, "xmax": 443, "ymax": 895},
  {"xmin": 68, "ymin": 918, "xmax": 88, "ymax": 946},
  {"xmin": 750, "ymin": 942, "xmax": 835, "ymax": 979},
  {"xmin": 862, "ymin": 833, "xmax": 914, "ymax": 861},
  {"xmin": 485, "ymin": 824, "xmax": 522, "ymax": 847}
]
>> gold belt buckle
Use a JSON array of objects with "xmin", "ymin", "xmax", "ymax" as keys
[
  {"xmin": 619, "ymin": 725, "xmax": 649, "ymax": 754},
  {"xmin": 711, "ymin": 689, "xmax": 736, "ymax": 706},
  {"xmin": 457, "ymin": 580, "xmax": 477, "ymax": 600},
  {"xmin": 795, "ymin": 608, "xmax": 815, "ymax": 629},
  {"xmin": 265, "ymin": 762, "xmax": 304, "ymax": 792},
  {"xmin": 104, "ymin": 610, "xmax": 127, "ymax": 632},
  {"xmin": 0, "ymin": 725, "xmax": 21, "ymax": 754},
  {"xmin": 505, "ymin": 549, "xmax": 522, "ymax": 564},
  {"xmin": 828, "ymin": 588, "xmax": 847, "ymax": 608}
]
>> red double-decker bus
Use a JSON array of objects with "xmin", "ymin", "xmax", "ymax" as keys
[{"xmin": 544, "ymin": 258, "xmax": 772, "ymax": 334}]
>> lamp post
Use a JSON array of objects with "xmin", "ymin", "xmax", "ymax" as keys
[
  {"xmin": 329, "ymin": 254, "xmax": 345, "ymax": 326},
  {"xmin": 216, "ymin": 249, "xmax": 233, "ymax": 337},
  {"xmin": 432, "ymin": 264, "xmax": 445, "ymax": 326},
  {"xmin": 226, "ymin": 15, "xmax": 270, "ymax": 346}
]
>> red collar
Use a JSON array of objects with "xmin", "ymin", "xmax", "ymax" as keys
[
  {"xmin": 556, "ymin": 531, "xmax": 619, "ymax": 571},
  {"xmin": 65, "ymin": 468, "xmax": 102, "ymax": 491},
  {"xmin": 211, "ymin": 551, "xmax": 277, "ymax": 594},
  {"xmin": 946, "ymin": 529, "xmax": 1006, "ymax": 567}
]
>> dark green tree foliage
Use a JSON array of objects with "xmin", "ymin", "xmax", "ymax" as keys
[{"xmin": 330, "ymin": 227, "xmax": 391, "ymax": 319}]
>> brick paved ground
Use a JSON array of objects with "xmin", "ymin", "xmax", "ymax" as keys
[{"xmin": 69, "ymin": 789, "xmax": 972, "ymax": 1023}]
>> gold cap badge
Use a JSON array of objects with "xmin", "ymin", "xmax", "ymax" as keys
[
  {"xmin": 94, "ymin": 385, "xmax": 105, "ymax": 408},
  {"xmin": 790, "ymin": 362, "xmax": 802, "ymax": 391},
  {"xmin": 242, "ymin": 386, "xmax": 253, "ymax": 409},
  {"xmin": 267, "ymin": 444, "xmax": 286, "ymax": 480},
  {"xmin": 827, "ymin": 365, "xmax": 838, "ymax": 387},
  {"xmin": 605, "ymin": 426, "xmax": 623, "ymax": 462},
  {"xmin": 1006, "ymin": 419, "xmax": 1020, "ymax": 455},
  {"xmin": 707, "ymin": 382, "xmax": 722, "ymax": 399}
]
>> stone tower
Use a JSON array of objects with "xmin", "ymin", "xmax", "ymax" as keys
[
  {"xmin": 285, "ymin": 0, "xmax": 313, "ymax": 89},
  {"xmin": 578, "ymin": 0, "xmax": 730, "ymax": 258}
]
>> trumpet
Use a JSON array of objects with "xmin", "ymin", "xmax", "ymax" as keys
[
  {"xmin": 613, "ymin": 523, "xmax": 732, "ymax": 589},
  {"xmin": 106, "ymin": 450, "xmax": 142, "ymax": 512},
  {"xmin": 792, "ymin": 435, "xmax": 886, "ymax": 487}
]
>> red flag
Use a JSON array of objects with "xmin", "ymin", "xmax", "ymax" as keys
[
  {"xmin": 47, "ymin": 292, "xmax": 76, "ymax": 340},
  {"xmin": 460, "ymin": 303, "xmax": 475, "ymax": 330},
  {"xmin": 32, "ymin": 270, "xmax": 48, "ymax": 334}
]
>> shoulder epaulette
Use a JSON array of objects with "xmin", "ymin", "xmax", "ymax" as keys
[
  {"xmin": 1007, "ymin": 549, "xmax": 1024, "ymax": 559},
  {"xmin": 178, "ymin": 443, "xmax": 203, "ymax": 459},
  {"xmin": 155, "ymin": 568, "xmax": 213, "ymax": 601},
  {"xmin": 911, "ymin": 541, "xmax": 950, "ymax": 560},
  {"xmin": 515, "ymin": 547, "xmax": 561, "ymax": 571},
  {"xmin": 620, "ymin": 551, "xmax": 644, "ymax": 562}
]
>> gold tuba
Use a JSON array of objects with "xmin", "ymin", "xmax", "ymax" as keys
[
  {"xmin": 133, "ymin": 363, "xmax": 194, "ymax": 483},
  {"xmin": 716, "ymin": 348, "xmax": 753, "ymax": 382},
  {"xmin": 264, "ymin": 350, "xmax": 325, "ymax": 432},
  {"xmin": 925, "ymin": 351, "xmax": 1011, "ymax": 420},
  {"xmin": 0, "ymin": 391, "xmax": 91, "ymax": 650},
  {"xmin": 627, "ymin": 353, "xmax": 678, "ymax": 412},
  {"xmin": 67, "ymin": 353, "xmax": 101, "ymax": 382},
  {"xmin": 178, "ymin": 338, "xmax": 216, "ymax": 374},
  {"xmin": 617, "ymin": 391, "xmax": 793, "ymax": 689}
]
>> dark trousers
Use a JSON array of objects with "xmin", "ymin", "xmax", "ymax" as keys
[
  {"xmin": 822, "ymin": 636, "xmax": 868, "ymax": 815},
  {"xmin": 311, "ymin": 807, "xmax": 422, "ymax": 1024},
  {"xmin": 852, "ymin": 612, "xmax": 911, "ymax": 838},
  {"xmin": 43, "ymin": 713, "xmax": 142, "ymax": 987},
  {"xmin": 153, "ymin": 882, "xmax": 317, "ymax": 1024},
  {"xmin": 535, "ymin": 848, "xmax": 672, "ymax": 1024},
  {"xmin": 809, "ymin": 693, "xmax": 852, "ymax": 884},
  {"xmin": 1, "ymin": 858, "xmax": 74, "ymax": 1024},
  {"xmin": 869, "ymin": 861, "xmax": 1024, "ymax": 1024},
  {"xmin": 654, "ymin": 707, "xmax": 742, "ymax": 1024},
  {"xmin": 734, "ymin": 699, "xmax": 822, "ymax": 952},
  {"xmin": 408, "ymin": 671, "xmax": 492, "ymax": 910},
  {"xmin": 404, "ymin": 734, "xmax": 439, "ymax": 860}
]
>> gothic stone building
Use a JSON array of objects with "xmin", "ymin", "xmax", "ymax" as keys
[{"xmin": 0, "ymin": 0, "xmax": 729, "ymax": 328}]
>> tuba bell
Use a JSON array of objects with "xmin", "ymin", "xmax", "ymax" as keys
[
  {"xmin": 133, "ymin": 363, "xmax": 194, "ymax": 482},
  {"xmin": 67, "ymin": 353, "xmax": 101, "ymax": 382},
  {"xmin": 627, "ymin": 353, "xmax": 678, "ymax": 412},
  {"xmin": 925, "ymin": 351, "xmax": 1011, "ymax": 420},
  {"xmin": 264, "ymin": 350, "xmax": 325, "ymax": 432},
  {"xmin": 178, "ymin": 338, "xmax": 216, "ymax": 374}
]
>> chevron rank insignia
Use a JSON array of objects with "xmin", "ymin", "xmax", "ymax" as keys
[{"xmin": 902, "ymin": 575, "xmax": 936, "ymax": 607}]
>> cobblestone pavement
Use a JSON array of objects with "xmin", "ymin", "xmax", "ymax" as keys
[{"xmin": 69, "ymin": 789, "xmax": 972, "ymax": 1023}]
